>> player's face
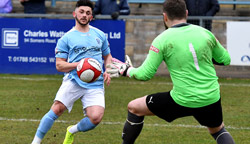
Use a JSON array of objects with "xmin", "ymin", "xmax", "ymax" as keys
[{"xmin": 74, "ymin": 6, "xmax": 93, "ymax": 26}]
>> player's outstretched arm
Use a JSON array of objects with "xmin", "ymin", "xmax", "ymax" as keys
[{"xmin": 107, "ymin": 55, "xmax": 133, "ymax": 78}]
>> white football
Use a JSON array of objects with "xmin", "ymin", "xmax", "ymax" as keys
[{"xmin": 77, "ymin": 58, "xmax": 102, "ymax": 83}]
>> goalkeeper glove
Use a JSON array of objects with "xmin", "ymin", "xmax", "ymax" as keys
[{"xmin": 107, "ymin": 55, "xmax": 133, "ymax": 78}]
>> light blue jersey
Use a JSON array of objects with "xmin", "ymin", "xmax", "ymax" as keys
[{"xmin": 55, "ymin": 25, "xmax": 110, "ymax": 89}]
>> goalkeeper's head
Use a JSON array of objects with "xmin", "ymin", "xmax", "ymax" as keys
[{"xmin": 162, "ymin": 0, "xmax": 188, "ymax": 28}]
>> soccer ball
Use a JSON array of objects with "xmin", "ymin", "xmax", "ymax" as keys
[{"xmin": 77, "ymin": 58, "xmax": 102, "ymax": 83}]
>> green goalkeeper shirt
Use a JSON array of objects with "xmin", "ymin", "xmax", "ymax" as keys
[{"xmin": 129, "ymin": 23, "xmax": 231, "ymax": 108}]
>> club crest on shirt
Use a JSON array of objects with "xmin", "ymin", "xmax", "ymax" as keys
[
  {"xmin": 96, "ymin": 38, "xmax": 101, "ymax": 45},
  {"xmin": 149, "ymin": 45, "xmax": 159, "ymax": 53}
]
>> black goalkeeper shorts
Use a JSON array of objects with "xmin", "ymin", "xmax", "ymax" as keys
[{"xmin": 146, "ymin": 91, "xmax": 223, "ymax": 128}]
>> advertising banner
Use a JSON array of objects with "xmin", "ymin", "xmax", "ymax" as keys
[
  {"xmin": 0, "ymin": 18, "xmax": 125, "ymax": 74},
  {"xmin": 227, "ymin": 21, "xmax": 250, "ymax": 66}
]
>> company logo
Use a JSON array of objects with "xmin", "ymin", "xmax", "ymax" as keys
[
  {"xmin": 149, "ymin": 45, "xmax": 159, "ymax": 53},
  {"xmin": 2, "ymin": 28, "xmax": 19, "ymax": 49},
  {"xmin": 241, "ymin": 55, "xmax": 250, "ymax": 62}
]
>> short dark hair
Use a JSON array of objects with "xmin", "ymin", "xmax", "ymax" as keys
[
  {"xmin": 163, "ymin": 0, "xmax": 187, "ymax": 20},
  {"xmin": 75, "ymin": 0, "xmax": 94, "ymax": 10}
]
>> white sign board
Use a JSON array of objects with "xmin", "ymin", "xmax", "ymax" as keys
[{"xmin": 227, "ymin": 21, "xmax": 250, "ymax": 66}]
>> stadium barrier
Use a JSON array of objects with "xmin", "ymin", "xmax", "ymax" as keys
[
  {"xmin": 0, "ymin": 14, "xmax": 250, "ymax": 77},
  {"xmin": 47, "ymin": 0, "xmax": 250, "ymax": 7}
]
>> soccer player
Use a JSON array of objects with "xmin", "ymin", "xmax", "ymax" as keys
[
  {"xmin": 108, "ymin": 0, "xmax": 235, "ymax": 143},
  {"xmin": 31, "ymin": 0, "xmax": 112, "ymax": 143}
]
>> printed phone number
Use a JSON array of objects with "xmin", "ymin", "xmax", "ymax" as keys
[{"xmin": 8, "ymin": 56, "xmax": 56, "ymax": 63}]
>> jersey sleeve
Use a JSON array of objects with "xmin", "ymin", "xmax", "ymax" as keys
[
  {"xmin": 212, "ymin": 37, "xmax": 231, "ymax": 65},
  {"xmin": 55, "ymin": 37, "xmax": 69, "ymax": 59},
  {"xmin": 101, "ymin": 36, "xmax": 111, "ymax": 56},
  {"xmin": 129, "ymin": 38, "xmax": 164, "ymax": 81},
  {"xmin": 119, "ymin": 0, "xmax": 130, "ymax": 15}
]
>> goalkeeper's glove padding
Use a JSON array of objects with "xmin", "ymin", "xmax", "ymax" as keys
[{"xmin": 107, "ymin": 55, "xmax": 133, "ymax": 78}]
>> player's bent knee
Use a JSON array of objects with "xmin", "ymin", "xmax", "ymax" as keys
[
  {"xmin": 89, "ymin": 117, "xmax": 102, "ymax": 125},
  {"xmin": 208, "ymin": 123, "xmax": 224, "ymax": 134},
  {"xmin": 86, "ymin": 106, "xmax": 104, "ymax": 125},
  {"xmin": 88, "ymin": 113, "xmax": 103, "ymax": 125},
  {"xmin": 51, "ymin": 101, "xmax": 66, "ymax": 116},
  {"xmin": 127, "ymin": 101, "xmax": 136, "ymax": 112},
  {"xmin": 127, "ymin": 100, "xmax": 141, "ymax": 115},
  {"xmin": 127, "ymin": 96, "xmax": 146, "ymax": 115}
]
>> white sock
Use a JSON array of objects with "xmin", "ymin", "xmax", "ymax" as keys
[
  {"xmin": 31, "ymin": 135, "xmax": 42, "ymax": 144},
  {"xmin": 68, "ymin": 125, "xmax": 79, "ymax": 134}
]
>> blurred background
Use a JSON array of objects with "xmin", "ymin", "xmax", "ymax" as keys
[{"xmin": 1, "ymin": 0, "xmax": 250, "ymax": 78}]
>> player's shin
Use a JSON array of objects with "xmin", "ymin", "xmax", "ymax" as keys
[
  {"xmin": 32, "ymin": 109, "xmax": 58, "ymax": 143},
  {"xmin": 122, "ymin": 111, "xmax": 144, "ymax": 144},
  {"xmin": 211, "ymin": 127, "xmax": 235, "ymax": 144},
  {"xmin": 77, "ymin": 117, "xmax": 96, "ymax": 132}
]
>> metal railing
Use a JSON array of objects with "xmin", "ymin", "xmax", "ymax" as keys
[
  {"xmin": 48, "ymin": 0, "xmax": 250, "ymax": 7},
  {"xmin": 1, "ymin": 13, "xmax": 250, "ymax": 20},
  {"xmin": 1, "ymin": 14, "xmax": 250, "ymax": 78}
]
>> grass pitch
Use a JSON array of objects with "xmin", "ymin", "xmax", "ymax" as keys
[{"xmin": 0, "ymin": 74, "xmax": 250, "ymax": 144}]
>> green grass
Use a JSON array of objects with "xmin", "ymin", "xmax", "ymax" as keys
[{"xmin": 0, "ymin": 74, "xmax": 250, "ymax": 144}]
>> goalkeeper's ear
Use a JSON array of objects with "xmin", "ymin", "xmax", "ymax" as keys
[{"xmin": 125, "ymin": 55, "xmax": 133, "ymax": 67}]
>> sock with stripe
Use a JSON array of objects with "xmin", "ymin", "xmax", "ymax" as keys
[
  {"xmin": 122, "ymin": 111, "xmax": 144, "ymax": 144},
  {"xmin": 211, "ymin": 127, "xmax": 235, "ymax": 144}
]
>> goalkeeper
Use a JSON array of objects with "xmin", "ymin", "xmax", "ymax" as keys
[{"xmin": 108, "ymin": 0, "xmax": 235, "ymax": 143}]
